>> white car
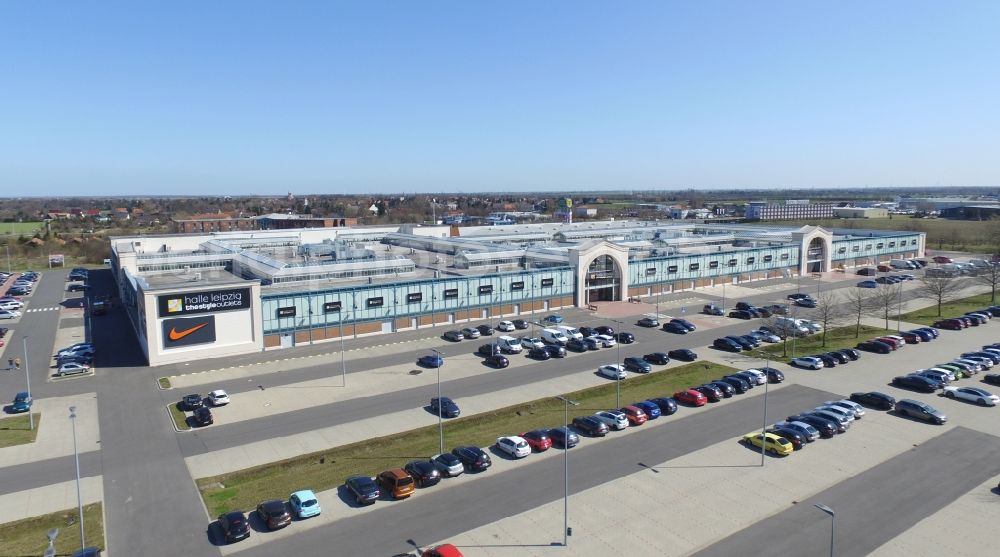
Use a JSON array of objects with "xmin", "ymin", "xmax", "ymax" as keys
[
  {"xmin": 0, "ymin": 310, "xmax": 22, "ymax": 319},
  {"xmin": 742, "ymin": 369, "xmax": 768, "ymax": 385},
  {"xmin": 0, "ymin": 300, "xmax": 23, "ymax": 310},
  {"xmin": 208, "ymin": 390, "xmax": 230, "ymax": 406},
  {"xmin": 942, "ymin": 386, "xmax": 999, "ymax": 406},
  {"xmin": 925, "ymin": 367, "xmax": 957, "ymax": 381},
  {"xmin": 495, "ymin": 435, "xmax": 531, "ymax": 458},
  {"xmin": 57, "ymin": 362, "xmax": 91, "ymax": 376},
  {"xmin": 594, "ymin": 334, "xmax": 617, "ymax": 347},
  {"xmin": 594, "ymin": 410, "xmax": 629, "ymax": 430},
  {"xmin": 520, "ymin": 337, "xmax": 544, "ymax": 350},
  {"xmin": 58, "ymin": 345, "xmax": 95, "ymax": 358},
  {"xmin": 823, "ymin": 399, "xmax": 866, "ymax": 419},
  {"xmin": 497, "ymin": 321, "xmax": 515, "ymax": 332},
  {"xmin": 597, "ymin": 364, "xmax": 627, "ymax": 380},
  {"xmin": 799, "ymin": 320, "xmax": 823, "ymax": 333},
  {"xmin": 815, "ymin": 405, "xmax": 855, "ymax": 423},
  {"xmin": 791, "ymin": 356, "xmax": 823, "ymax": 370},
  {"xmin": 755, "ymin": 330, "xmax": 781, "ymax": 343}
]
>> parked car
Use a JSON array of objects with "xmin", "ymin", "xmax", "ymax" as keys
[
  {"xmin": 785, "ymin": 414, "xmax": 837, "ymax": 438},
  {"xmin": 814, "ymin": 354, "xmax": 838, "ymax": 368},
  {"xmin": 669, "ymin": 348, "xmax": 698, "ymax": 361},
  {"xmin": 565, "ymin": 338, "xmax": 588, "ymax": 352},
  {"xmin": 543, "ymin": 345, "xmax": 566, "ymax": 358},
  {"xmin": 694, "ymin": 384, "xmax": 723, "ymax": 402},
  {"xmin": 460, "ymin": 327, "xmax": 481, "ymax": 339},
  {"xmin": 443, "ymin": 330, "xmax": 464, "ymax": 342},
  {"xmin": 11, "ymin": 391, "xmax": 32, "ymax": 413},
  {"xmin": 430, "ymin": 397, "xmax": 461, "ymax": 418},
  {"xmin": 753, "ymin": 330, "xmax": 781, "ymax": 343},
  {"xmin": 344, "ymin": 476, "xmax": 380, "ymax": 505},
  {"xmin": 644, "ymin": 352, "xmax": 670, "ymax": 365},
  {"xmin": 208, "ymin": 390, "xmax": 230, "ymax": 406},
  {"xmin": 933, "ymin": 319, "xmax": 964, "ymax": 330},
  {"xmin": 182, "ymin": 393, "xmax": 203, "ymax": 410},
  {"xmin": 595, "ymin": 334, "xmax": 618, "ymax": 347},
  {"xmin": 478, "ymin": 342, "xmax": 503, "ymax": 357},
  {"xmin": 519, "ymin": 430, "xmax": 552, "ymax": 452},
  {"xmin": 791, "ymin": 356, "xmax": 823, "ymax": 370},
  {"xmin": 638, "ymin": 317, "xmax": 659, "ymax": 328},
  {"xmin": 572, "ymin": 416, "xmax": 610, "ymax": 437},
  {"xmin": 547, "ymin": 426, "xmax": 580, "ymax": 448},
  {"xmin": 495, "ymin": 436, "xmax": 532, "ymax": 458},
  {"xmin": 544, "ymin": 314, "xmax": 564, "ymax": 324},
  {"xmin": 193, "ymin": 407, "xmax": 214, "ymax": 426},
  {"xmin": 597, "ymin": 364, "xmax": 627, "ymax": 380},
  {"xmin": 892, "ymin": 374, "xmax": 941, "ymax": 393},
  {"xmin": 218, "ymin": 511, "xmax": 251, "ymax": 543},
  {"xmin": 849, "ymin": 391, "xmax": 895, "ymax": 410},
  {"xmin": 633, "ymin": 400, "xmax": 662, "ymax": 420},
  {"xmin": 774, "ymin": 421, "xmax": 820, "ymax": 442},
  {"xmin": 728, "ymin": 310, "xmax": 753, "ymax": 320},
  {"xmin": 623, "ymin": 356, "xmax": 652, "ymax": 373},
  {"xmin": 714, "ymin": 337, "xmax": 743, "ymax": 352},
  {"xmin": 285, "ymin": 491, "xmax": 318, "ymax": 519},
  {"xmin": 595, "ymin": 325, "xmax": 615, "ymax": 336},
  {"xmin": 452, "ymin": 446, "xmax": 492, "ymax": 471},
  {"xmin": 57, "ymin": 362, "xmax": 91, "ymax": 376},
  {"xmin": 430, "ymin": 453, "xmax": 465, "ymax": 477},
  {"xmin": 497, "ymin": 320, "xmax": 515, "ymax": 332},
  {"xmin": 895, "ymin": 399, "xmax": 947, "ymax": 424},
  {"xmin": 616, "ymin": 332, "xmax": 635, "ymax": 344},
  {"xmin": 942, "ymin": 386, "xmax": 999, "ymax": 406},
  {"xmin": 403, "ymin": 460, "xmax": 442, "ymax": 487},
  {"xmin": 422, "ymin": 544, "xmax": 464, "ymax": 557},
  {"xmin": 256, "ymin": 500, "xmax": 292, "ymax": 530},
  {"xmin": 673, "ymin": 389, "xmax": 707, "ymax": 406},
  {"xmin": 838, "ymin": 348, "xmax": 861, "ymax": 361},
  {"xmin": 529, "ymin": 346, "xmax": 552, "ymax": 360},
  {"xmin": 377, "ymin": 468, "xmax": 416, "ymax": 499},
  {"xmin": 716, "ymin": 376, "xmax": 749, "ymax": 394},
  {"xmin": 823, "ymin": 351, "xmax": 849, "ymax": 365},
  {"xmin": 484, "ymin": 354, "xmax": 509, "ymax": 368},
  {"xmin": 794, "ymin": 297, "xmax": 817, "ymax": 308},
  {"xmin": 743, "ymin": 432, "xmax": 793, "ymax": 456},
  {"xmin": 476, "ymin": 324, "xmax": 495, "ymax": 336},
  {"xmin": 619, "ymin": 405, "xmax": 648, "ymax": 425},
  {"xmin": 709, "ymin": 381, "xmax": 735, "ymax": 398},
  {"xmin": 703, "ymin": 304, "xmax": 724, "ymax": 315},
  {"xmin": 857, "ymin": 340, "xmax": 892, "ymax": 354},
  {"xmin": 650, "ymin": 397, "xmax": 679, "ymax": 415},
  {"xmin": 512, "ymin": 319, "xmax": 529, "ymax": 329},
  {"xmin": 418, "ymin": 353, "xmax": 445, "ymax": 367},
  {"xmin": 857, "ymin": 280, "xmax": 878, "ymax": 288},
  {"xmin": 663, "ymin": 321, "xmax": 689, "ymax": 334},
  {"xmin": 520, "ymin": 337, "xmax": 544, "ymax": 350},
  {"xmin": 594, "ymin": 410, "xmax": 629, "ymax": 430},
  {"xmin": 760, "ymin": 367, "xmax": 785, "ymax": 383}
]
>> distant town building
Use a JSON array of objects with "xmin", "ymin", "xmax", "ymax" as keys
[
  {"xmin": 745, "ymin": 202, "xmax": 834, "ymax": 221},
  {"xmin": 574, "ymin": 207, "xmax": 597, "ymax": 218},
  {"xmin": 832, "ymin": 207, "xmax": 889, "ymax": 219},
  {"xmin": 172, "ymin": 213, "xmax": 356, "ymax": 233},
  {"xmin": 895, "ymin": 196, "xmax": 1000, "ymax": 211},
  {"xmin": 939, "ymin": 205, "xmax": 1000, "ymax": 220}
]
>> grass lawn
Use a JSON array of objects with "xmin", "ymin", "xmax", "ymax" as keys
[
  {"xmin": 0, "ymin": 413, "xmax": 41, "ymax": 448},
  {"xmin": 0, "ymin": 221, "xmax": 45, "ymax": 236},
  {"xmin": 0, "ymin": 502, "xmax": 104, "ymax": 556},
  {"xmin": 756, "ymin": 325, "xmax": 896, "ymax": 359},
  {"xmin": 197, "ymin": 361, "xmax": 736, "ymax": 516},
  {"xmin": 898, "ymin": 292, "xmax": 996, "ymax": 325},
  {"xmin": 158, "ymin": 376, "xmax": 172, "ymax": 389},
  {"xmin": 168, "ymin": 403, "xmax": 190, "ymax": 431}
]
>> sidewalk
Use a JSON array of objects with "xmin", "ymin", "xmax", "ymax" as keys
[
  {"xmin": 0, "ymin": 476, "xmax": 103, "ymax": 524},
  {"xmin": 0, "ymin": 392, "xmax": 100, "ymax": 468}
]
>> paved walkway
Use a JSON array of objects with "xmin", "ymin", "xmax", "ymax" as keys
[{"xmin": 0, "ymin": 393, "xmax": 100, "ymax": 468}]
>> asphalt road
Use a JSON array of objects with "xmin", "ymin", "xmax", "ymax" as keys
[
  {"xmin": 692, "ymin": 426, "xmax": 1000, "ymax": 557},
  {"xmin": 234, "ymin": 384, "xmax": 841, "ymax": 557},
  {"xmin": 0, "ymin": 451, "xmax": 101, "ymax": 495}
]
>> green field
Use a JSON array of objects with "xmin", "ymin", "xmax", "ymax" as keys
[
  {"xmin": 0, "ymin": 413, "xmax": 41, "ymax": 448},
  {"xmin": 756, "ymin": 325, "xmax": 896, "ymax": 358},
  {"xmin": 0, "ymin": 503, "xmax": 104, "ymax": 556},
  {"xmin": 898, "ymin": 292, "xmax": 995, "ymax": 324},
  {"xmin": 197, "ymin": 361, "xmax": 737, "ymax": 516},
  {"xmin": 0, "ymin": 221, "xmax": 45, "ymax": 236}
]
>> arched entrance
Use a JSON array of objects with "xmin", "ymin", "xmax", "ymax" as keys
[
  {"xmin": 806, "ymin": 237, "xmax": 826, "ymax": 272},
  {"xmin": 585, "ymin": 255, "xmax": 621, "ymax": 303}
]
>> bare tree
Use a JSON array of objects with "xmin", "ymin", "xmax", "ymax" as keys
[
  {"xmin": 917, "ymin": 275, "xmax": 964, "ymax": 316},
  {"xmin": 813, "ymin": 291, "xmax": 845, "ymax": 347},
  {"xmin": 974, "ymin": 263, "xmax": 1000, "ymax": 303},
  {"xmin": 843, "ymin": 285, "xmax": 876, "ymax": 337},
  {"xmin": 870, "ymin": 282, "xmax": 903, "ymax": 331}
]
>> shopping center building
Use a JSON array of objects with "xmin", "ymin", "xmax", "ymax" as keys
[{"xmin": 109, "ymin": 221, "xmax": 925, "ymax": 365}]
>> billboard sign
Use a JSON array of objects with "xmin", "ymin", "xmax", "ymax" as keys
[
  {"xmin": 162, "ymin": 315, "xmax": 217, "ymax": 349},
  {"xmin": 157, "ymin": 288, "xmax": 251, "ymax": 318}
]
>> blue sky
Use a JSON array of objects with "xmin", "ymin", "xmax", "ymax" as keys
[{"xmin": 1, "ymin": 1, "xmax": 998, "ymax": 195}]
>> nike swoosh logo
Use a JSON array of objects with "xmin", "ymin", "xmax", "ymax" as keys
[{"xmin": 169, "ymin": 323, "xmax": 209, "ymax": 341}]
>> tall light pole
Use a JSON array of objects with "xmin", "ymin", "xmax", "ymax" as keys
[
  {"xmin": 22, "ymin": 336, "xmax": 32, "ymax": 430},
  {"xmin": 814, "ymin": 503, "xmax": 835, "ymax": 557},
  {"xmin": 760, "ymin": 352, "xmax": 770, "ymax": 467},
  {"xmin": 433, "ymin": 348, "xmax": 444, "ymax": 454},
  {"xmin": 69, "ymin": 406, "xmax": 85, "ymax": 549},
  {"xmin": 339, "ymin": 309, "xmax": 347, "ymax": 387},
  {"xmin": 612, "ymin": 319, "xmax": 622, "ymax": 408},
  {"xmin": 555, "ymin": 395, "xmax": 579, "ymax": 547},
  {"xmin": 722, "ymin": 280, "xmax": 727, "ymax": 313}
]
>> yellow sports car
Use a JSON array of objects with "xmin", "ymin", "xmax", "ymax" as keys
[{"xmin": 742, "ymin": 432, "xmax": 793, "ymax": 456}]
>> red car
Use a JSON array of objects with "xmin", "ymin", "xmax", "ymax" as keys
[
  {"xmin": 932, "ymin": 256, "xmax": 954, "ymax": 264},
  {"xmin": 518, "ymin": 430, "xmax": 552, "ymax": 452},
  {"xmin": 673, "ymin": 389, "xmax": 708, "ymax": 406},
  {"xmin": 423, "ymin": 544, "xmax": 463, "ymax": 557},
  {"xmin": 876, "ymin": 337, "xmax": 902, "ymax": 350},
  {"xmin": 877, "ymin": 265, "xmax": 892, "ymax": 272},
  {"xmin": 933, "ymin": 319, "xmax": 963, "ymax": 330},
  {"xmin": 619, "ymin": 405, "xmax": 648, "ymax": 426}
]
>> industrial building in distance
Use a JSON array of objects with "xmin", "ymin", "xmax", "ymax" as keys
[{"xmin": 109, "ymin": 220, "xmax": 926, "ymax": 365}]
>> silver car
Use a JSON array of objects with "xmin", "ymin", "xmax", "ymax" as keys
[
  {"xmin": 774, "ymin": 421, "xmax": 820, "ymax": 442},
  {"xmin": 520, "ymin": 337, "xmax": 544, "ymax": 350},
  {"xmin": 815, "ymin": 405, "xmax": 855, "ymax": 423},
  {"xmin": 594, "ymin": 410, "xmax": 629, "ymax": 430},
  {"xmin": 812, "ymin": 409, "xmax": 851, "ymax": 429},
  {"xmin": 430, "ymin": 453, "xmax": 465, "ymax": 477},
  {"xmin": 823, "ymin": 399, "xmax": 866, "ymax": 419}
]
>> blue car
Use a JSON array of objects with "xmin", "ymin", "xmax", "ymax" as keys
[
  {"xmin": 544, "ymin": 314, "xmax": 564, "ymax": 324},
  {"xmin": 418, "ymin": 354, "xmax": 445, "ymax": 367},
  {"xmin": 289, "ymin": 489, "xmax": 321, "ymax": 518},
  {"xmin": 857, "ymin": 280, "xmax": 878, "ymax": 289},
  {"xmin": 633, "ymin": 400, "xmax": 662, "ymax": 420},
  {"xmin": 649, "ymin": 397, "xmax": 678, "ymax": 415},
  {"xmin": 11, "ymin": 391, "xmax": 32, "ymax": 413}
]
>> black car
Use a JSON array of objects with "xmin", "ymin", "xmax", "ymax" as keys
[
  {"xmin": 732, "ymin": 372, "xmax": 759, "ymax": 388},
  {"xmin": 649, "ymin": 397, "xmax": 678, "ymax": 415},
  {"xmin": 857, "ymin": 340, "xmax": 892, "ymax": 354},
  {"xmin": 476, "ymin": 324, "xmax": 495, "ymax": 336},
  {"xmin": 182, "ymin": 393, "xmax": 203, "ymax": 410},
  {"xmin": 528, "ymin": 347, "xmax": 552, "ymax": 360},
  {"xmin": 728, "ymin": 310, "xmax": 753, "ymax": 320},
  {"xmin": 543, "ymin": 344, "xmax": 566, "ymax": 358},
  {"xmin": 616, "ymin": 332, "xmax": 635, "ymax": 344},
  {"xmin": 663, "ymin": 322, "xmax": 689, "ymax": 334},
  {"xmin": 193, "ymin": 406, "xmax": 213, "ymax": 426},
  {"xmin": 709, "ymin": 380, "xmax": 735, "ymax": 397},
  {"xmin": 694, "ymin": 384, "xmax": 723, "ymax": 402},
  {"xmin": 578, "ymin": 326, "xmax": 598, "ymax": 338},
  {"xmin": 670, "ymin": 318, "xmax": 696, "ymax": 332},
  {"xmin": 644, "ymin": 352, "xmax": 670, "ymax": 365},
  {"xmin": 755, "ymin": 307, "xmax": 773, "ymax": 318},
  {"xmin": 718, "ymin": 375, "xmax": 750, "ymax": 393},
  {"xmin": 218, "ymin": 511, "xmax": 250, "ymax": 543},
  {"xmin": 668, "ymin": 348, "xmax": 698, "ymax": 361},
  {"xmin": 67, "ymin": 283, "xmax": 88, "ymax": 292},
  {"xmin": 738, "ymin": 335, "xmax": 761, "ymax": 348},
  {"xmin": 983, "ymin": 373, "xmax": 1000, "ymax": 387},
  {"xmin": 572, "ymin": 416, "xmax": 609, "ymax": 437},
  {"xmin": 344, "ymin": 475, "xmax": 380, "ymax": 505},
  {"xmin": 477, "ymin": 343, "xmax": 502, "ymax": 357},
  {"xmin": 849, "ymin": 391, "xmax": 896, "ymax": 410},
  {"xmin": 623, "ymin": 357, "xmax": 652, "ymax": 373},
  {"xmin": 565, "ymin": 338, "xmax": 589, "ymax": 352},
  {"xmin": 484, "ymin": 355, "xmax": 509, "ymax": 368},
  {"xmin": 892, "ymin": 375, "xmax": 940, "ymax": 393},
  {"xmin": 430, "ymin": 397, "xmax": 460, "ymax": 418},
  {"xmin": 746, "ymin": 307, "xmax": 762, "ymax": 318},
  {"xmin": 764, "ymin": 304, "xmax": 789, "ymax": 315},
  {"xmin": 452, "ymin": 446, "xmax": 492, "ymax": 471},
  {"xmin": 595, "ymin": 325, "xmax": 615, "ymax": 336},
  {"xmin": 760, "ymin": 367, "xmax": 785, "ymax": 383},
  {"xmin": 256, "ymin": 500, "xmax": 292, "ymax": 530},
  {"xmin": 637, "ymin": 317, "xmax": 659, "ymax": 328},
  {"xmin": 713, "ymin": 338, "xmax": 743, "ymax": 352},
  {"xmin": 787, "ymin": 413, "xmax": 839, "ymax": 437},
  {"xmin": 512, "ymin": 319, "xmax": 529, "ymax": 329},
  {"xmin": 443, "ymin": 330, "xmax": 464, "ymax": 342},
  {"xmin": 787, "ymin": 292, "xmax": 810, "ymax": 300},
  {"xmin": 548, "ymin": 426, "xmax": 580, "ymax": 448},
  {"xmin": 735, "ymin": 302, "xmax": 755, "ymax": 311},
  {"xmin": 768, "ymin": 427, "xmax": 804, "ymax": 450},
  {"xmin": 814, "ymin": 354, "xmax": 837, "ymax": 368},
  {"xmin": 825, "ymin": 351, "xmax": 849, "ymax": 365},
  {"xmin": 838, "ymin": 348, "xmax": 861, "ymax": 361},
  {"xmin": 404, "ymin": 460, "xmax": 442, "ymax": 488},
  {"xmin": 794, "ymin": 297, "xmax": 817, "ymax": 308}
]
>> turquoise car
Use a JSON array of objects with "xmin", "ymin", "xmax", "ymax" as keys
[
  {"xmin": 289, "ymin": 490, "xmax": 321, "ymax": 518},
  {"xmin": 11, "ymin": 391, "xmax": 32, "ymax": 413}
]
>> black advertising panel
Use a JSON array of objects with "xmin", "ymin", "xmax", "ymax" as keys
[
  {"xmin": 277, "ymin": 306, "xmax": 296, "ymax": 318},
  {"xmin": 478, "ymin": 285, "xmax": 493, "ymax": 295},
  {"xmin": 443, "ymin": 288, "xmax": 458, "ymax": 299},
  {"xmin": 323, "ymin": 301, "xmax": 342, "ymax": 313},
  {"xmin": 406, "ymin": 292, "xmax": 423, "ymax": 303},
  {"xmin": 540, "ymin": 278, "xmax": 554, "ymax": 287},
  {"xmin": 162, "ymin": 315, "xmax": 217, "ymax": 349},
  {"xmin": 510, "ymin": 281, "xmax": 525, "ymax": 291},
  {"xmin": 157, "ymin": 287, "xmax": 251, "ymax": 318},
  {"xmin": 366, "ymin": 297, "xmax": 384, "ymax": 308}
]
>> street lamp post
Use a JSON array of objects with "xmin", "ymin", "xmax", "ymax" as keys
[
  {"xmin": 69, "ymin": 406, "xmax": 85, "ymax": 549},
  {"xmin": 555, "ymin": 395, "xmax": 580, "ymax": 547},
  {"xmin": 722, "ymin": 280, "xmax": 727, "ymax": 313},
  {"xmin": 613, "ymin": 319, "xmax": 622, "ymax": 408},
  {"xmin": 339, "ymin": 309, "xmax": 347, "ymax": 387},
  {"xmin": 22, "ymin": 336, "xmax": 32, "ymax": 430},
  {"xmin": 760, "ymin": 353, "xmax": 770, "ymax": 467},
  {"xmin": 814, "ymin": 503, "xmax": 835, "ymax": 557},
  {"xmin": 433, "ymin": 348, "xmax": 444, "ymax": 454}
]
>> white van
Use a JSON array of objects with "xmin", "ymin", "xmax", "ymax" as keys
[
  {"xmin": 968, "ymin": 258, "xmax": 992, "ymax": 269},
  {"xmin": 496, "ymin": 335, "xmax": 523, "ymax": 353},
  {"xmin": 889, "ymin": 259, "xmax": 916, "ymax": 270},
  {"xmin": 556, "ymin": 325, "xmax": 583, "ymax": 340},
  {"xmin": 541, "ymin": 328, "xmax": 568, "ymax": 345},
  {"xmin": 775, "ymin": 316, "xmax": 810, "ymax": 336}
]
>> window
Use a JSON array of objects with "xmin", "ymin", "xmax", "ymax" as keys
[
  {"xmin": 540, "ymin": 278, "xmax": 554, "ymax": 287},
  {"xmin": 689, "ymin": 263, "xmax": 700, "ymax": 271},
  {"xmin": 780, "ymin": 253, "xmax": 789, "ymax": 260},
  {"xmin": 888, "ymin": 242, "xmax": 896, "ymax": 248},
  {"xmin": 728, "ymin": 259, "xmax": 738, "ymax": 267},
  {"xmin": 323, "ymin": 301, "xmax": 342, "ymax": 313},
  {"xmin": 763, "ymin": 255, "xmax": 773, "ymax": 263},
  {"xmin": 276, "ymin": 306, "xmax": 296, "ymax": 318},
  {"xmin": 865, "ymin": 244, "xmax": 872, "ymax": 250},
  {"xmin": 667, "ymin": 265, "xmax": 678, "ymax": 273},
  {"xmin": 746, "ymin": 257, "xmax": 755, "ymax": 264},
  {"xmin": 443, "ymin": 288, "xmax": 459, "ymax": 299},
  {"xmin": 366, "ymin": 297, "xmax": 384, "ymax": 308},
  {"xmin": 708, "ymin": 261, "xmax": 719, "ymax": 269},
  {"xmin": 510, "ymin": 281, "xmax": 525, "ymax": 291},
  {"xmin": 911, "ymin": 239, "xmax": 918, "ymax": 245},
  {"xmin": 876, "ymin": 243, "xmax": 884, "ymax": 249},
  {"xmin": 646, "ymin": 267, "xmax": 657, "ymax": 276},
  {"xmin": 838, "ymin": 247, "xmax": 847, "ymax": 254},
  {"xmin": 406, "ymin": 292, "xmax": 423, "ymax": 303},
  {"xmin": 478, "ymin": 285, "xmax": 494, "ymax": 295},
  {"xmin": 852, "ymin": 245, "xmax": 860, "ymax": 252}
]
